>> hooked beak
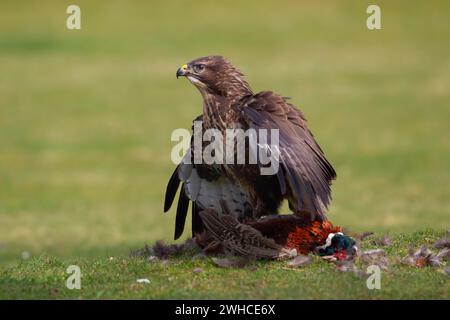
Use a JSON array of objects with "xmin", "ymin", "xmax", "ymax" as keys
[{"xmin": 176, "ymin": 64, "xmax": 188, "ymax": 78}]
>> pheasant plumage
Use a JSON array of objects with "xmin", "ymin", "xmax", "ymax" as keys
[
  {"xmin": 197, "ymin": 208, "xmax": 297, "ymax": 259},
  {"xmin": 198, "ymin": 208, "xmax": 356, "ymax": 260}
]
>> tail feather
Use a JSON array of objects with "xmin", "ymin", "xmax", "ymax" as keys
[
  {"xmin": 174, "ymin": 184, "xmax": 189, "ymax": 240},
  {"xmin": 164, "ymin": 166, "xmax": 181, "ymax": 212},
  {"xmin": 199, "ymin": 209, "xmax": 296, "ymax": 259}
]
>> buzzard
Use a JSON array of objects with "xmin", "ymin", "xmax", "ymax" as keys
[{"xmin": 164, "ymin": 56, "xmax": 336, "ymax": 240}]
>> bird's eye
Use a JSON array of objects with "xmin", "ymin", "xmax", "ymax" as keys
[{"xmin": 193, "ymin": 64, "xmax": 205, "ymax": 73}]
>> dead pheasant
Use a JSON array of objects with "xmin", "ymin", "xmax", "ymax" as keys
[{"xmin": 197, "ymin": 206, "xmax": 356, "ymax": 260}]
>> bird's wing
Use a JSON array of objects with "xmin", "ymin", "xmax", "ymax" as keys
[
  {"xmin": 164, "ymin": 117, "xmax": 252, "ymax": 240},
  {"xmin": 240, "ymin": 91, "xmax": 336, "ymax": 220}
]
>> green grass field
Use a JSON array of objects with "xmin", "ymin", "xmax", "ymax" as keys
[{"xmin": 0, "ymin": 0, "xmax": 449, "ymax": 299}]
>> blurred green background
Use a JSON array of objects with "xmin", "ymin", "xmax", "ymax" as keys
[{"xmin": 0, "ymin": 0, "xmax": 449, "ymax": 266}]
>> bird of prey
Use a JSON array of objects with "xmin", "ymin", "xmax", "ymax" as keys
[{"xmin": 164, "ymin": 56, "xmax": 336, "ymax": 240}]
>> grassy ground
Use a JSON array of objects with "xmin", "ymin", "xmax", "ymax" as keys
[
  {"xmin": 1, "ymin": 231, "xmax": 448, "ymax": 299},
  {"xmin": 0, "ymin": 1, "xmax": 449, "ymax": 299}
]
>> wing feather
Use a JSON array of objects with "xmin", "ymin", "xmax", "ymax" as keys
[{"xmin": 241, "ymin": 91, "xmax": 336, "ymax": 219}]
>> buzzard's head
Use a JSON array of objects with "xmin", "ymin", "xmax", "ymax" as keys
[{"xmin": 176, "ymin": 56, "xmax": 252, "ymax": 98}]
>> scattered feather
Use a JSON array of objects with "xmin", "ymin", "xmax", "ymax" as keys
[
  {"xmin": 212, "ymin": 257, "xmax": 253, "ymax": 268},
  {"xmin": 402, "ymin": 246, "xmax": 444, "ymax": 268},
  {"xmin": 152, "ymin": 241, "xmax": 189, "ymax": 258},
  {"xmin": 360, "ymin": 249, "xmax": 389, "ymax": 270},
  {"xmin": 434, "ymin": 238, "xmax": 450, "ymax": 249},
  {"xmin": 193, "ymin": 267, "xmax": 203, "ymax": 274},
  {"xmin": 130, "ymin": 239, "xmax": 200, "ymax": 259},
  {"xmin": 436, "ymin": 248, "xmax": 450, "ymax": 261},
  {"xmin": 136, "ymin": 278, "xmax": 150, "ymax": 284},
  {"xmin": 129, "ymin": 244, "xmax": 152, "ymax": 258},
  {"xmin": 287, "ymin": 255, "xmax": 311, "ymax": 268},
  {"xmin": 371, "ymin": 235, "xmax": 393, "ymax": 247},
  {"xmin": 321, "ymin": 255, "xmax": 337, "ymax": 262},
  {"xmin": 361, "ymin": 248, "xmax": 385, "ymax": 256}
]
